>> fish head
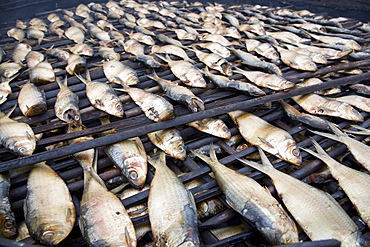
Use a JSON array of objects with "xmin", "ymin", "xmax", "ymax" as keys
[
  {"xmin": 0, "ymin": 211, "xmax": 17, "ymax": 238},
  {"xmin": 0, "ymin": 83, "xmax": 11, "ymax": 94},
  {"xmin": 220, "ymin": 62, "xmax": 232, "ymax": 76},
  {"xmin": 337, "ymin": 103, "xmax": 364, "ymax": 122},
  {"xmin": 276, "ymin": 139, "xmax": 301, "ymax": 165},
  {"xmin": 37, "ymin": 223, "xmax": 70, "ymax": 245},
  {"xmin": 299, "ymin": 58, "xmax": 317, "ymax": 72},
  {"xmin": 61, "ymin": 108, "xmax": 81, "ymax": 123},
  {"xmin": 279, "ymin": 228, "xmax": 299, "ymax": 244},
  {"xmin": 208, "ymin": 119, "xmax": 231, "ymax": 139},
  {"xmin": 185, "ymin": 71, "xmax": 207, "ymax": 88},
  {"xmin": 123, "ymin": 156, "xmax": 148, "ymax": 189},
  {"xmin": 106, "ymin": 99, "xmax": 124, "ymax": 118},
  {"xmin": 3, "ymin": 69, "xmax": 17, "ymax": 79},
  {"xmin": 168, "ymin": 130, "xmax": 187, "ymax": 160},
  {"xmin": 12, "ymin": 139, "xmax": 35, "ymax": 156}
]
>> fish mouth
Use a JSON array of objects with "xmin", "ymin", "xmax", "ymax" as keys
[{"xmin": 63, "ymin": 109, "xmax": 81, "ymax": 123}]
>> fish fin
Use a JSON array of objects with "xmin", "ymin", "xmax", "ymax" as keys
[
  {"xmin": 258, "ymin": 137, "xmax": 274, "ymax": 149},
  {"xmin": 327, "ymin": 121, "xmax": 348, "ymax": 138},
  {"xmin": 153, "ymin": 133, "xmax": 163, "ymax": 145},
  {"xmin": 308, "ymin": 129, "xmax": 341, "ymax": 142},
  {"xmin": 238, "ymin": 147, "xmax": 274, "ymax": 176},
  {"xmin": 6, "ymin": 104, "xmax": 18, "ymax": 117},
  {"xmin": 74, "ymin": 73, "xmax": 88, "ymax": 84},
  {"xmin": 209, "ymin": 144, "xmax": 219, "ymax": 162},
  {"xmin": 78, "ymin": 218, "xmax": 85, "ymax": 237},
  {"xmin": 147, "ymin": 152, "xmax": 166, "ymax": 168},
  {"xmin": 124, "ymin": 227, "xmax": 134, "ymax": 247},
  {"xmin": 83, "ymin": 152, "xmax": 106, "ymax": 188},
  {"xmin": 113, "ymin": 77, "xmax": 130, "ymax": 90},
  {"xmin": 191, "ymin": 149, "xmax": 213, "ymax": 165},
  {"xmin": 86, "ymin": 69, "xmax": 92, "ymax": 82},
  {"xmin": 317, "ymin": 105, "xmax": 336, "ymax": 113}
]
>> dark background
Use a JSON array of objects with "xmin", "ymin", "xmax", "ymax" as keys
[{"xmin": 0, "ymin": 0, "xmax": 369, "ymax": 26}]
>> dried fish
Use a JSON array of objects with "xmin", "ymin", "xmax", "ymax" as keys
[
  {"xmin": 0, "ymin": 75, "xmax": 18, "ymax": 105},
  {"xmin": 330, "ymin": 95, "xmax": 370, "ymax": 113},
  {"xmin": 43, "ymin": 46, "xmax": 70, "ymax": 62},
  {"xmin": 65, "ymin": 26, "xmax": 85, "ymax": 44},
  {"xmin": 187, "ymin": 118, "xmax": 231, "ymax": 139},
  {"xmin": 157, "ymin": 55, "xmax": 206, "ymax": 88},
  {"xmin": 0, "ymin": 62, "xmax": 21, "ymax": 79},
  {"xmin": 18, "ymin": 82, "xmax": 47, "ymax": 117},
  {"xmin": 191, "ymin": 48, "xmax": 232, "ymax": 76},
  {"xmin": 25, "ymin": 51, "xmax": 44, "ymax": 69},
  {"xmin": 302, "ymin": 139, "xmax": 370, "ymax": 229},
  {"xmin": 103, "ymin": 60, "xmax": 139, "ymax": 86},
  {"xmin": 192, "ymin": 147, "xmax": 299, "ymax": 245},
  {"xmin": 68, "ymin": 43, "xmax": 94, "ymax": 57},
  {"xmin": 147, "ymin": 71, "xmax": 204, "ymax": 112},
  {"xmin": 275, "ymin": 46, "xmax": 317, "ymax": 71},
  {"xmin": 151, "ymin": 44, "xmax": 195, "ymax": 63},
  {"xmin": 192, "ymin": 42, "xmax": 230, "ymax": 58},
  {"xmin": 7, "ymin": 28, "xmax": 25, "ymax": 42},
  {"xmin": 66, "ymin": 54, "xmax": 86, "ymax": 75},
  {"xmin": 98, "ymin": 46, "xmax": 120, "ymax": 60},
  {"xmin": 203, "ymin": 66, "xmax": 265, "ymax": 96},
  {"xmin": 24, "ymin": 162, "xmax": 76, "ymax": 245},
  {"xmin": 29, "ymin": 61, "xmax": 55, "ymax": 84},
  {"xmin": 55, "ymin": 76, "xmax": 80, "ymax": 123},
  {"xmin": 12, "ymin": 43, "xmax": 31, "ymax": 63},
  {"xmin": 148, "ymin": 152, "xmax": 200, "ymax": 246},
  {"xmin": 127, "ymin": 31, "xmax": 155, "ymax": 46},
  {"xmin": 238, "ymin": 149, "xmax": 365, "ymax": 247},
  {"xmin": 100, "ymin": 117, "xmax": 147, "ymax": 189},
  {"xmin": 228, "ymin": 110, "xmax": 301, "ymax": 165},
  {"xmin": 0, "ymin": 172, "xmax": 17, "ymax": 239},
  {"xmin": 76, "ymin": 70, "xmax": 123, "ymax": 117},
  {"xmin": 147, "ymin": 128, "xmax": 186, "ymax": 160},
  {"xmin": 124, "ymin": 39, "xmax": 145, "ymax": 56}
]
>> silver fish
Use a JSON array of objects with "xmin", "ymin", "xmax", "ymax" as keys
[
  {"xmin": 66, "ymin": 54, "xmax": 86, "ymax": 75},
  {"xmin": 191, "ymin": 48, "xmax": 232, "ymax": 76},
  {"xmin": 148, "ymin": 152, "xmax": 200, "ymax": 246},
  {"xmin": 55, "ymin": 76, "xmax": 80, "ymax": 123},
  {"xmin": 228, "ymin": 110, "xmax": 301, "ymax": 165},
  {"xmin": 18, "ymin": 82, "xmax": 47, "ymax": 117},
  {"xmin": 187, "ymin": 118, "xmax": 231, "ymax": 139},
  {"xmin": 203, "ymin": 66, "xmax": 266, "ymax": 96},
  {"xmin": 116, "ymin": 77, "xmax": 175, "ymax": 122},
  {"xmin": 0, "ymin": 74, "xmax": 18, "ymax": 105},
  {"xmin": 193, "ymin": 147, "xmax": 299, "ymax": 245},
  {"xmin": 100, "ymin": 117, "xmax": 147, "ymax": 189},
  {"xmin": 147, "ymin": 128, "xmax": 186, "ymax": 160},
  {"xmin": 151, "ymin": 44, "xmax": 195, "ymax": 63},
  {"xmin": 12, "ymin": 43, "xmax": 31, "ymax": 63},
  {"xmin": 29, "ymin": 61, "xmax": 55, "ymax": 84},
  {"xmin": 65, "ymin": 26, "xmax": 85, "ymax": 44},
  {"xmin": 238, "ymin": 149, "xmax": 365, "ymax": 247},
  {"xmin": 0, "ymin": 172, "xmax": 17, "ymax": 239},
  {"xmin": 147, "ymin": 71, "xmax": 204, "ymax": 112},
  {"xmin": 76, "ymin": 70, "xmax": 123, "ymax": 117},
  {"xmin": 103, "ymin": 60, "xmax": 139, "ymax": 86},
  {"xmin": 24, "ymin": 162, "xmax": 76, "ymax": 245},
  {"xmin": 191, "ymin": 42, "xmax": 230, "ymax": 58}
]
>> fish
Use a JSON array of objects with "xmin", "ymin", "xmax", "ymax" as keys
[
  {"xmin": 223, "ymin": 13, "xmax": 240, "ymax": 27},
  {"xmin": 157, "ymin": 55, "xmax": 207, "ymax": 88},
  {"xmin": 203, "ymin": 66, "xmax": 265, "ymax": 96},
  {"xmin": 12, "ymin": 43, "xmax": 31, "ymax": 63},
  {"xmin": 24, "ymin": 162, "xmax": 76, "ymax": 245},
  {"xmin": 65, "ymin": 26, "xmax": 85, "ymax": 44},
  {"xmin": 186, "ymin": 118, "xmax": 231, "ymax": 139},
  {"xmin": 27, "ymin": 27, "xmax": 46, "ymax": 45},
  {"xmin": 15, "ymin": 19, "xmax": 27, "ymax": 29},
  {"xmin": 0, "ymin": 106, "xmax": 36, "ymax": 156},
  {"xmin": 148, "ymin": 152, "xmax": 201, "ymax": 246},
  {"xmin": 309, "ymin": 33, "xmax": 362, "ymax": 51},
  {"xmin": 292, "ymin": 93, "xmax": 364, "ymax": 121},
  {"xmin": 100, "ymin": 117, "xmax": 147, "ymax": 189},
  {"xmin": 350, "ymin": 84, "xmax": 370, "ymax": 95},
  {"xmin": 147, "ymin": 71, "xmax": 204, "ymax": 112},
  {"xmin": 192, "ymin": 147, "xmax": 299, "ymax": 245},
  {"xmin": 123, "ymin": 39, "xmax": 145, "ymax": 56},
  {"xmin": 329, "ymin": 95, "xmax": 370, "ymax": 113},
  {"xmin": 151, "ymin": 44, "xmax": 195, "ymax": 63},
  {"xmin": 85, "ymin": 22, "xmax": 111, "ymax": 42},
  {"xmin": 7, "ymin": 28, "xmax": 25, "ymax": 41},
  {"xmin": 108, "ymin": 30, "xmax": 125, "ymax": 46},
  {"xmin": 68, "ymin": 43, "xmax": 94, "ymax": 56},
  {"xmin": 283, "ymin": 44, "xmax": 327, "ymax": 65},
  {"xmin": 96, "ymin": 20, "xmax": 117, "ymax": 31},
  {"xmin": 199, "ymin": 33, "xmax": 239, "ymax": 46},
  {"xmin": 0, "ymin": 172, "xmax": 17, "ymax": 239},
  {"xmin": 98, "ymin": 46, "xmax": 120, "ymax": 60},
  {"xmin": 238, "ymin": 23, "xmax": 266, "ymax": 35},
  {"xmin": 238, "ymin": 148, "xmax": 365, "ymax": 247},
  {"xmin": 0, "ymin": 62, "xmax": 22, "ymax": 79},
  {"xmin": 79, "ymin": 167, "xmax": 136, "ymax": 246},
  {"xmin": 18, "ymin": 82, "xmax": 47, "ymax": 117},
  {"xmin": 279, "ymin": 100, "xmax": 332, "ymax": 131},
  {"xmin": 191, "ymin": 42, "xmax": 230, "ymax": 58},
  {"xmin": 266, "ymin": 31, "xmax": 310, "ymax": 44},
  {"xmin": 26, "ymin": 51, "xmax": 44, "ymax": 69},
  {"xmin": 127, "ymin": 31, "xmax": 155, "ymax": 45},
  {"xmin": 275, "ymin": 46, "xmax": 317, "ymax": 71},
  {"xmin": 191, "ymin": 48, "xmax": 232, "ymax": 76},
  {"xmin": 228, "ymin": 110, "xmax": 301, "ymax": 165},
  {"xmin": 172, "ymin": 28, "xmax": 197, "ymax": 41},
  {"xmin": 131, "ymin": 55, "xmax": 163, "ymax": 68},
  {"xmin": 103, "ymin": 60, "xmax": 139, "ymax": 86},
  {"xmin": 179, "ymin": 24, "xmax": 200, "ymax": 35},
  {"xmin": 67, "ymin": 122, "xmax": 95, "ymax": 171},
  {"xmin": 254, "ymin": 42, "xmax": 280, "ymax": 62},
  {"xmin": 147, "ymin": 128, "xmax": 186, "ymax": 160},
  {"xmin": 157, "ymin": 34, "xmax": 187, "ymax": 49},
  {"xmin": 295, "ymin": 78, "xmax": 340, "ymax": 95},
  {"xmin": 137, "ymin": 18, "xmax": 166, "ymax": 29},
  {"xmin": 295, "ymin": 43, "xmax": 352, "ymax": 60},
  {"xmin": 301, "ymin": 139, "xmax": 370, "ymax": 229},
  {"xmin": 116, "ymin": 77, "xmax": 175, "ymax": 122},
  {"xmin": 43, "ymin": 46, "xmax": 70, "ymax": 62},
  {"xmin": 134, "ymin": 26, "xmax": 156, "ymax": 37},
  {"xmin": 66, "ymin": 54, "xmax": 86, "ymax": 75},
  {"xmin": 159, "ymin": 8, "xmax": 176, "ymax": 18},
  {"xmin": 233, "ymin": 66, "xmax": 294, "ymax": 91},
  {"xmin": 0, "ymin": 74, "xmax": 18, "ymax": 105},
  {"xmin": 55, "ymin": 76, "xmax": 80, "ymax": 123},
  {"xmin": 76, "ymin": 70, "xmax": 124, "ymax": 118},
  {"xmin": 309, "ymin": 122, "xmax": 370, "ymax": 173},
  {"xmin": 230, "ymin": 48, "xmax": 282, "ymax": 76},
  {"xmin": 29, "ymin": 61, "xmax": 55, "ymax": 84}
]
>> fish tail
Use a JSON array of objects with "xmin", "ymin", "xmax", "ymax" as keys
[
  {"xmin": 191, "ymin": 145, "xmax": 218, "ymax": 165},
  {"xmin": 56, "ymin": 76, "xmax": 68, "ymax": 88},
  {"xmin": 146, "ymin": 70, "xmax": 159, "ymax": 82},
  {"xmin": 300, "ymin": 139, "xmax": 329, "ymax": 161},
  {"xmin": 309, "ymin": 128, "xmax": 342, "ymax": 142},
  {"xmin": 114, "ymin": 77, "xmax": 130, "ymax": 91},
  {"xmin": 5, "ymin": 104, "xmax": 18, "ymax": 118},
  {"xmin": 147, "ymin": 152, "xmax": 166, "ymax": 168},
  {"xmin": 83, "ymin": 152, "xmax": 106, "ymax": 188},
  {"xmin": 75, "ymin": 73, "xmax": 88, "ymax": 85},
  {"xmin": 327, "ymin": 121, "xmax": 348, "ymax": 138},
  {"xmin": 238, "ymin": 147, "xmax": 274, "ymax": 176}
]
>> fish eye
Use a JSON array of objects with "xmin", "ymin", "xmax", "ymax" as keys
[
  {"xmin": 129, "ymin": 170, "xmax": 138, "ymax": 180},
  {"xmin": 4, "ymin": 219, "xmax": 14, "ymax": 229},
  {"xmin": 18, "ymin": 147, "xmax": 27, "ymax": 153},
  {"xmin": 292, "ymin": 148, "xmax": 300, "ymax": 157},
  {"xmin": 42, "ymin": 230, "xmax": 55, "ymax": 239},
  {"xmin": 178, "ymin": 146, "xmax": 184, "ymax": 152}
]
